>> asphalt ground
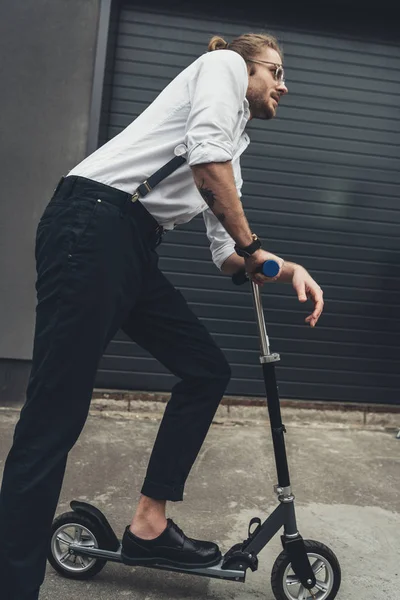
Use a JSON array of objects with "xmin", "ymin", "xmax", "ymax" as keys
[{"xmin": 0, "ymin": 404, "xmax": 399, "ymax": 600}]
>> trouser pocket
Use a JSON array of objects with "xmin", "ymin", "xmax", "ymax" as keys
[{"xmin": 35, "ymin": 197, "xmax": 99, "ymax": 262}]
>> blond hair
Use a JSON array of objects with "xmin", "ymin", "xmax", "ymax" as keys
[{"xmin": 208, "ymin": 33, "xmax": 283, "ymax": 62}]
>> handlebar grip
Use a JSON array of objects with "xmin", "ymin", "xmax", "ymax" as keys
[
  {"xmin": 260, "ymin": 260, "xmax": 280, "ymax": 277},
  {"xmin": 232, "ymin": 260, "xmax": 280, "ymax": 286}
]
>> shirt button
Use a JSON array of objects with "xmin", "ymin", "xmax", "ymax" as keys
[{"xmin": 174, "ymin": 143, "xmax": 187, "ymax": 157}]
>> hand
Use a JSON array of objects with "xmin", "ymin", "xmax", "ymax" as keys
[
  {"xmin": 244, "ymin": 249, "xmax": 284, "ymax": 285},
  {"xmin": 245, "ymin": 255, "xmax": 324, "ymax": 327},
  {"xmin": 289, "ymin": 264, "xmax": 324, "ymax": 327}
]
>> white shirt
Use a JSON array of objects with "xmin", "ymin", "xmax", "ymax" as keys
[{"xmin": 68, "ymin": 50, "xmax": 251, "ymax": 269}]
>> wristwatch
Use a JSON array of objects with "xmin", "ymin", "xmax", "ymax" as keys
[{"xmin": 234, "ymin": 233, "xmax": 262, "ymax": 258}]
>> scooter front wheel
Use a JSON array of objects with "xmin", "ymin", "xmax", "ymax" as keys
[
  {"xmin": 48, "ymin": 511, "xmax": 107, "ymax": 579},
  {"xmin": 271, "ymin": 539, "xmax": 341, "ymax": 600}
]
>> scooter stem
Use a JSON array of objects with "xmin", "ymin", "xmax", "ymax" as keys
[
  {"xmin": 250, "ymin": 281, "xmax": 291, "ymax": 490},
  {"xmin": 250, "ymin": 281, "xmax": 271, "ymax": 357}
]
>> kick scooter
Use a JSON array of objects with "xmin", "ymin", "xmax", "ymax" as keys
[{"xmin": 48, "ymin": 260, "xmax": 341, "ymax": 600}]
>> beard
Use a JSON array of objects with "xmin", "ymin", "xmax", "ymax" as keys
[{"xmin": 248, "ymin": 93, "xmax": 276, "ymax": 120}]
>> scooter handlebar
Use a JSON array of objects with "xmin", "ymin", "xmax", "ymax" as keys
[{"xmin": 232, "ymin": 260, "xmax": 280, "ymax": 286}]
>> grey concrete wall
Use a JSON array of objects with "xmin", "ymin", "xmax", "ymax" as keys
[{"xmin": 0, "ymin": 0, "xmax": 101, "ymax": 362}]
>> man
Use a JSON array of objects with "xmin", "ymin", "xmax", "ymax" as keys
[{"xmin": 0, "ymin": 32, "xmax": 323, "ymax": 599}]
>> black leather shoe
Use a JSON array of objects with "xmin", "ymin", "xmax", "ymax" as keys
[{"xmin": 121, "ymin": 519, "xmax": 222, "ymax": 568}]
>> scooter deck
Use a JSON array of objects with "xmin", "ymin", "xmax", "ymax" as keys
[{"xmin": 68, "ymin": 542, "xmax": 247, "ymax": 582}]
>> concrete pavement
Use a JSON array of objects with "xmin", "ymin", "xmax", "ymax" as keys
[{"xmin": 0, "ymin": 403, "xmax": 399, "ymax": 600}]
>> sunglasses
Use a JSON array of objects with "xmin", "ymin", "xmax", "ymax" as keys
[{"xmin": 247, "ymin": 59, "xmax": 285, "ymax": 85}]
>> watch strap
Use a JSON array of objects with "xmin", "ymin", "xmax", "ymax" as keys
[{"xmin": 234, "ymin": 234, "xmax": 262, "ymax": 258}]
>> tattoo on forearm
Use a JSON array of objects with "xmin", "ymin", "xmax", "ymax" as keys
[
  {"xmin": 197, "ymin": 180, "xmax": 216, "ymax": 208},
  {"xmin": 197, "ymin": 179, "xmax": 225, "ymax": 223}
]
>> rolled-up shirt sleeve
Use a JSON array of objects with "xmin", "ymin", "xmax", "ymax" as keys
[{"xmin": 185, "ymin": 50, "xmax": 248, "ymax": 166}]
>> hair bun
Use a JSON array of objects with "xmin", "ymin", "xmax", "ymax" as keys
[{"xmin": 208, "ymin": 36, "xmax": 229, "ymax": 51}]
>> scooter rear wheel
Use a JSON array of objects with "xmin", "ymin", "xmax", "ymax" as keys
[
  {"xmin": 270, "ymin": 539, "xmax": 341, "ymax": 600},
  {"xmin": 48, "ymin": 511, "xmax": 107, "ymax": 579}
]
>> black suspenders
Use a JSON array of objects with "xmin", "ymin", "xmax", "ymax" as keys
[{"xmin": 132, "ymin": 155, "xmax": 187, "ymax": 202}]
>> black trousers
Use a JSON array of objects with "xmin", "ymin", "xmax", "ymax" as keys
[{"xmin": 0, "ymin": 176, "xmax": 231, "ymax": 600}]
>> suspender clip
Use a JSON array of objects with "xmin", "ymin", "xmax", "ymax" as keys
[
  {"xmin": 143, "ymin": 180, "xmax": 152, "ymax": 193},
  {"xmin": 131, "ymin": 191, "xmax": 140, "ymax": 203}
]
